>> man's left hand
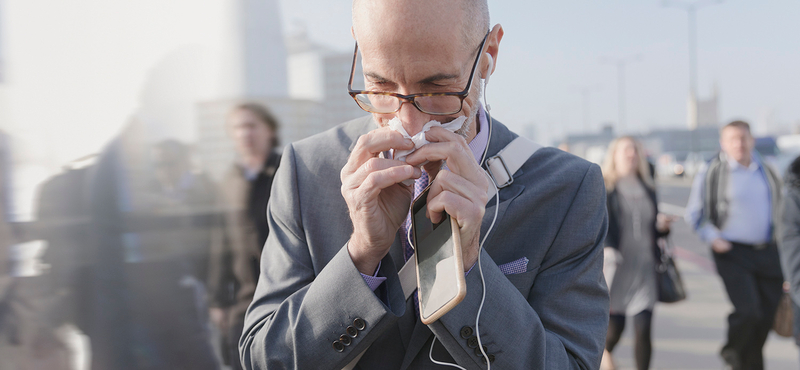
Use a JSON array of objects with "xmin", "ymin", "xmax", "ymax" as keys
[{"xmin": 405, "ymin": 126, "xmax": 490, "ymax": 272}]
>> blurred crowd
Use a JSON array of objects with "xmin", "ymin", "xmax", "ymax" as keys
[
  {"xmin": 0, "ymin": 103, "xmax": 281, "ymax": 370},
  {"xmin": 599, "ymin": 120, "xmax": 797, "ymax": 370}
]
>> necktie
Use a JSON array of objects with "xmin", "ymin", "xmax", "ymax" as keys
[
  {"xmin": 401, "ymin": 170, "xmax": 430, "ymax": 261},
  {"xmin": 399, "ymin": 170, "xmax": 429, "ymax": 318}
]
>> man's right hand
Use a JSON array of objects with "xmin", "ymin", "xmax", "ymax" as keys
[
  {"xmin": 341, "ymin": 127, "xmax": 420, "ymax": 275},
  {"xmin": 711, "ymin": 238, "xmax": 732, "ymax": 254}
]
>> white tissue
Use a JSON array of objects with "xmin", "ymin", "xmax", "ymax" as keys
[{"xmin": 387, "ymin": 116, "xmax": 467, "ymax": 162}]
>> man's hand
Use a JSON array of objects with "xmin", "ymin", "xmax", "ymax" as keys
[
  {"xmin": 406, "ymin": 127, "xmax": 490, "ymax": 272},
  {"xmin": 342, "ymin": 127, "xmax": 420, "ymax": 275},
  {"xmin": 711, "ymin": 238, "xmax": 732, "ymax": 254}
]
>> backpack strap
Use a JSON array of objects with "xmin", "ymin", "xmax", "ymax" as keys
[{"xmin": 485, "ymin": 136, "xmax": 542, "ymax": 201}]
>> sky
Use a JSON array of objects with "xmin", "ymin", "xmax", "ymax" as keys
[
  {"xmin": 280, "ymin": 0, "xmax": 800, "ymax": 141},
  {"xmin": 1, "ymin": 0, "xmax": 799, "ymax": 166}
]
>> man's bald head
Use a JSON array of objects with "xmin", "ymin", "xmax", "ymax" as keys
[
  {"xmin": 350, "ymin": 0, "xmax": 500, "ymax": 141},
  {"xmin": 352, "ymin": 0, "xmax": 489, "ymax": 52}
]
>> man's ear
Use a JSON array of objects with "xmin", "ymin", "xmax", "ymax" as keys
[{"xmin": 484, "ymin": 24, "xmax": 504, "ymax": 78}]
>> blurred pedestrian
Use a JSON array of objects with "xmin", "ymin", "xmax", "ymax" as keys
[
  {"xmin": 207, "ymin": 103, "xmax": 280, "ymax": 370},
  {"xmin": 0, "ymin": 163, "xmax": 18, "ymax": 369},
  {"xmin": 38, "ymin": 123, "xmax": 220, "ymax": 369},
  {"xmin": 686, "ymin": 120, "xmax": 783, "ymax": 370},
  {"xmin": 778, "ymin": 155, "xmax": 800, "ymax": 363},
  {"xmin": 600, "ymin": 136, "xmax": 672, "ymax": 370}
]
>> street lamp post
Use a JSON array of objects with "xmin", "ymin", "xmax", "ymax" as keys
[
  {"xmin": 600, "ymin": 54, "xmax": 641, "ymax": 134},
  {"xmin": 573, "ymin": 85, "xmax": 602, "ymax": 134},
  {"xmin": 663, "ymin": 0, "xmax": 724, "ymax": 131}
]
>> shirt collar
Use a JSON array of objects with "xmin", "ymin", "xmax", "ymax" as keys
[{"xmin": 726, "ymin": 153, "xmax": 760, "ymax": 172}]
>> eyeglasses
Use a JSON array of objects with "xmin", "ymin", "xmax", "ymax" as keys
[{"xmin": 347, "ymin": 31, "xmax": 489, "ymax": 116}]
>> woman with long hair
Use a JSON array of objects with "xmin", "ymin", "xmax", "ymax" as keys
[{"xmin": 600, "ymin": 136, "xmax": 672, "ymax": 370}]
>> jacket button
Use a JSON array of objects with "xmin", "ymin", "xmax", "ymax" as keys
[
  {"xmin": 353, "ymin": 317, "xmax": 367, "ymax": 331},
  {"xmin": 474, "ymin": 345, "xmax": 488, "ymax": 357},
  {"xmin": 460, "ymin": 326, "xmax": 473, "ymax": 339},
  {"xmin": 339, "ymin": 334, "xmax": 352, "ymax": 346},
  {"xmin": 480, "ymin": 354, "xmax": 495, "ymax": 364},
  {"xmin": 332, "ymin": 341, "xmax": 344, "ymax": 353},
  {"xmin": 466, "ymin": 336, "xmax": 478, "ymax": 349},
  {"xmin": 346, "ymin": 326, "xmax": 358, "ymax": 338}
]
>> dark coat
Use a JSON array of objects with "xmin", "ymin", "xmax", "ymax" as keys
[
  {"xmin": 779, "ymin": 156, "xmax": 800, "ymax": 307},
  {"xmin": 207, "ymin": 152, "xmax": 280, "ymax": 326}
]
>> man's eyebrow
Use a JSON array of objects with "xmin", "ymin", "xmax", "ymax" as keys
[
  {"xmin": 418, "ymin": 73, "xmax": 459, "ymax": 85},
  {"xmin": 364, "ymin": 72, "xmax": 459, "ymax": 85},
  {"xmin": 364, "ymin": 72, "xmax": 390, "ymax": 82}
]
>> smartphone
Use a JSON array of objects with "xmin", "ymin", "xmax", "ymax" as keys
[{"xmin": 411, "ymin": 184, "xmax": 466, "ymax": 325}]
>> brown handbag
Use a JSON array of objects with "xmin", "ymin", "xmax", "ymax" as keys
[{"xmin": 774, "ymin": 286, "xmax": 794, "ymax": 338}]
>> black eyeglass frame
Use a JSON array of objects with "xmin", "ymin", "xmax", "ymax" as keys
[{"xmin": 347, "ymin": 31, "xmax": 490, "ymax": 116}]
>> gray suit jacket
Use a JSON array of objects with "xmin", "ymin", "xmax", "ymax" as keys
[{"xmin": 240, "ymin": 116, "xmax": 609, "ymax": 370}]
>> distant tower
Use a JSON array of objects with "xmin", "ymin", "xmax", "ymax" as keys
[
  {"xmin": 219, "ymin": 0, "xmax": 288, "ymax": 98},
  {"xmin": 696, "ymin": 83, "xmax": 720, "ymax": 128}
]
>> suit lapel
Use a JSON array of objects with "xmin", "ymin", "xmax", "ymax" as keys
[{"xmin": 481, "ymin": 181, "xmax": 525, "ymax": 241}]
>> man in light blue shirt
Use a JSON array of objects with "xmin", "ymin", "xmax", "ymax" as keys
[{"xmin": 685, "ymin": 120, "xmax": 783, "ymax": 370}]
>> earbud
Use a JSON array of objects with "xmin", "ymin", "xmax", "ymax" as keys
[
  {"xmin": 483, "ymin": 54, "xmax": 494, "ymax": 112},
  {"xmin": 483, "ymin": 53, "xmax": 494, "ymax": 87}
]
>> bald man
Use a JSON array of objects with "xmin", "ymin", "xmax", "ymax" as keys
[{"xmin": 240, "ymin": 1, "xmax": 609, "ymax": 369}]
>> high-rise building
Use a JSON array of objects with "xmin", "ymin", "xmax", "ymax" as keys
[{"xmin": 218, "ymin": 0, "xmax": 288, "ymax": 98}]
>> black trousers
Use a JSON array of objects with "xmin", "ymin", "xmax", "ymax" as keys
[
  {"xmin": 605, "ymin": 310, "xmax": 654, "ymax": 370},
  {"xmin": 712, "ymin": 242, "xmax": 783, "ymax": 370}
]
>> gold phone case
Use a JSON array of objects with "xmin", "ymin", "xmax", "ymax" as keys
[{"xmin": 411, "ymin": 189, "xmax": 467, "ymax": 325}]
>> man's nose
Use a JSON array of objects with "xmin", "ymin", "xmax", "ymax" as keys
[{"xmin": 395, "ymin": 101, "xmax": 430, "ymax": 137}]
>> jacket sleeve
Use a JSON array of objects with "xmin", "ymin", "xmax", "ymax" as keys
[
  {"xmin": 239, "ymin": 144, "xmax": 407, "ymax": 370},
  {"xmin": 685, "ymin": 164, "xmax": 721, "ymax": 243},
  {"xmin": 779, "ymin": 187, "xmax": 800, "ymax": 305},
  {"xmin": 428, "ymin": 164, "xmax": 610, "ymax": 370}
]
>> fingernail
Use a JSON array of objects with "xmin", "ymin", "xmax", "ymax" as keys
[
  {"xmin": 413, "ymin": 167, "xmax": 422, "ymax": 177},
  {"xmin": 405, "ymin": 139, "xmax": 414, "ymax": 146}
]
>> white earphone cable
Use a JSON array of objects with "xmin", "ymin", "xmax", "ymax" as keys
[{"xmin": 427, "ymin": 63, "xmax": 496, "ymax": 370}]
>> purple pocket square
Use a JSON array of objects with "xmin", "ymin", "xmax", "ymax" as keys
[{"xmin": 498, "ymin": 257, "xmax": 529, "ymax": 275}]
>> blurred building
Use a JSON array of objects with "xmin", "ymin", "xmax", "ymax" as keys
[
  {"xmin": 563, "ymin": 125, "xmax": 616, "ymax": 164},
  {"xmin": 642, "ymin": 126, "xmax": 720, "ymax": 154},
  {"xmin": 218, "ymin": 0, "xmax": 287, "ymax": 98},
  {"xmin": 696, "ymin": 84, "xmax": 720, "ymax": 128},
  {"xmin": 196, "ymin": 16, "xmax": 366, "ymax": 180}
]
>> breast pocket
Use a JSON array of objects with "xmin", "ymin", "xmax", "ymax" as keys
[{"xmin": 503, "ymin": 265, "xmax": 540, "ymax": 299}]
